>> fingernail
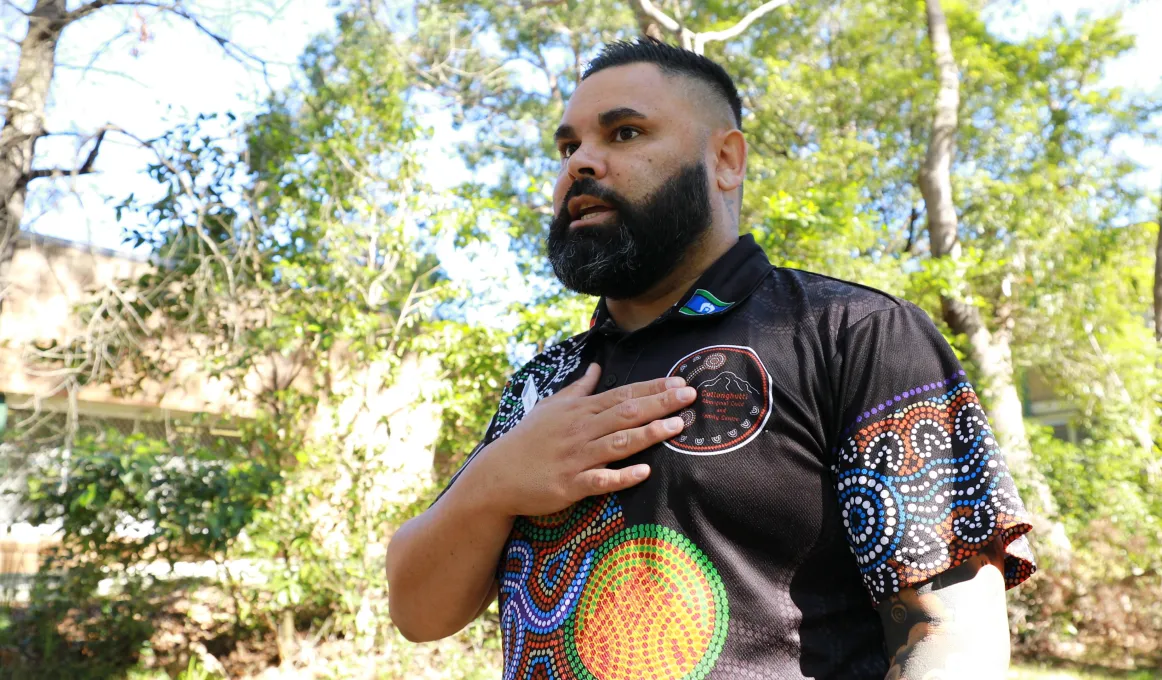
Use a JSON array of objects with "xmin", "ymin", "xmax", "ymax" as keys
[
  {"xmin": 665, "ymin": 416, "xmax": 684, "ymax": 432},
  {"xmin": 665, "ymin": 377, "xmax": 685, "ymax": 389},
  {"xmin": 632, "ymin": 465, "xmax": 650, "ymax": 480},
  {"xmin": 678, "ymin": 387, "xmax": 697, "ymax": 401}
]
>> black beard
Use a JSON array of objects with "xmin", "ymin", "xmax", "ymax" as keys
[{"xmin": 546, "ymin": 163, "xmax": 712, "ymax": 300}]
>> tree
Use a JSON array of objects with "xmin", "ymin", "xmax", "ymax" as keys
[
  {"xmin": 917, "ymin": 0, "xmax": 1055, "ymax": 523},
  {"xmin": 0, "ymin": 0, "xmax": 268, "ymax": 323},
  {"xmin": 1155, "ymin": 175, "xmax": 1162, "ymax": 344},
  {"xmin": 8, "ymin": 5, "xmax": 514, "ymax": 672},
  {"xmin": 415, "ymin": 0, "xmax": 1159, "ymax": 552}
]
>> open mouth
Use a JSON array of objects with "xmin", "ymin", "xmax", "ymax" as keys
[{"xmin": 568, "ymin": 197, "xmax": 616, "ymax": 227}]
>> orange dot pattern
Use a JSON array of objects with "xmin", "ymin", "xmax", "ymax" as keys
[
  {"xmin": 569, "ymin": 526, "xmax": 727, "ymax": 680},
  {"xmin": 499, "ymin": 496, "xmax": 729, "ymax": 680}
]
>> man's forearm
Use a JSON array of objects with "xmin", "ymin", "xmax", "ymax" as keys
[
  {"xmin": 883, "ymin": 620, "xmax": 1008, "ymax": 679},
  {"xmin": 385, "ymin": 466, "xmax": 513, "ymax": 642},
  {"xmin": 879, "ymin": 539, "xmax": 1011, "ymax": 679}
]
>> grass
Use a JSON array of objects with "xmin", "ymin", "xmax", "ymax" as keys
[{"xmin": 1011, "ymin": 664, "xmax": 1160, "ymax": 679}]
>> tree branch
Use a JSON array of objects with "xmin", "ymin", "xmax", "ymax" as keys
[
  {"xmin": 638, "ymin": 0, "xmax": 793, "ymax": 54},
  {"xmin": 2, "ymin": 0, "xmax": 30, "ymax": 16},
  {"xmin": 66, "ymin": 0, "xmax": 270, "ymax": 80},
  {"xmin": 635, "ymin": 0, "xmax": 681, "ymax": 32},
  {"xmin": 23, "ymin": 127, "xmax": 108, "ymax": 182},
  {"xmin": 693, "ymin": 0, "xmax": 793, "ymax": 53},
  {"xmin": 903, "ymin": 204, "xmax": 921, "ymax": 254},
  {"xmin": 635, "ymin": 0, "xmax": 693, "ymax": 49}
]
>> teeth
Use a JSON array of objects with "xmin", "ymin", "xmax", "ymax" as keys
[{"xmin": 574, "ymin": 203, "xmax": 612, "ymax": 219}]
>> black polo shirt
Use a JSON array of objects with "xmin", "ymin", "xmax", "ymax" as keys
[{"xmin": 449, "ymin": 235, "xmax": 1035, "ymax": 680}]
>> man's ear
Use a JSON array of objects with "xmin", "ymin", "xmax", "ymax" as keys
[{"xmin": 714, "ymin": 128, "xmax": 747, "ymax": 193}]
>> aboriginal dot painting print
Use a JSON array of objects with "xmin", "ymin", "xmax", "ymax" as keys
[{"xmin": 831, "ymin": 305, "xmax": 1035, "ymax": 605}]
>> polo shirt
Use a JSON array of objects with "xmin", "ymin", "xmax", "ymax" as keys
[{"xmin": 447, "ymin": 234, "xmax": 1036, "ymax": 679}]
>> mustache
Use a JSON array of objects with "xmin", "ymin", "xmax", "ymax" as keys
[{"xmin": 558, "ymin": 178, "xmax": 629, "ymax": 217}]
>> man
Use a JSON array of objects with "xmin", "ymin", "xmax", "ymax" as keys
[{"xmin": 386, "ymin": 39, "xmax": 1035, "ymax": 679}]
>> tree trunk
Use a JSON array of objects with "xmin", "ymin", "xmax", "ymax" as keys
[
  {"xmin": 1153, "ymin": 178, "xmax": 1162, "ymax": 485},
  {"xmin": 918, "ymin": 0, "xmax": 1064, "ymax": 550},
  {"xmin": 1154, "ymin": 178, "xmax": 1162, "ymax": 343},
  {"xmin": 0, "ymin": 0, "xmax": 69, "ymax": 315}
]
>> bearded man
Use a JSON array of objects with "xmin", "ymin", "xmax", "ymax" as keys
[{"xmin": 387, "ymin": 38, "xmax": 1036, "ymax": 679}]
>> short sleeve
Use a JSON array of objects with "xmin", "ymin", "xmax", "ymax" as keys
[{"xmin": 831, "ymin": 304, "xmax": 1036, "ymax": 606}]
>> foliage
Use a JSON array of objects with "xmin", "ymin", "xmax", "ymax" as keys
[
  {"xmin": 23, "ymin": 429, "xmax": 278, "ymax": 567},
  {"xmin": 6, "ymin": 4, "xmax": 505, "ymax": 676},
  {"xmin": 1009, "ymin": 517, "xmax": 1162, "ymax": 671},
  {"xmin": 415, "ymin": 321, "xmax": 513, "ymax": 482},
  {"xmin": 1, "ymin": 561, "xmax": 165, "ymax": 679},
  {"xmin": 0, "ymin": 421, "xmax": 275, "ymax": 675}
]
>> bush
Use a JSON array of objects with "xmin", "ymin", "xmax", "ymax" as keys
[{"xmin": 0, "ymin": 427, "xmax": 279, "ymax": 677}]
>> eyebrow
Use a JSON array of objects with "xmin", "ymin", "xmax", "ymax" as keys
[
  {"xmin": 597, "ymin": 106, "xmax": 648, "ymax": 128},
  {"xmin": 553, "ymin": 123, "xmax": 576, "ymax": 142},
  {"xmin": 552, "ymin": 107, "xmax": 650, "ymax": 143}
]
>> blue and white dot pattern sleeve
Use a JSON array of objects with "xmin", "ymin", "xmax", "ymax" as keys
[{"xmin": 832, "ymin": 304, "xmax": 1036, "ymax": 606}]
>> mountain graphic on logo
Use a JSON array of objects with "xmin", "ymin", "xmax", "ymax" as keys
[{"xmin": 696, "ymin": 371, "xmax": 760, "ymax": 395}]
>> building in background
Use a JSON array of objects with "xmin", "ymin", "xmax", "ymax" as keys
[
  {"xmin": 1, "ymin": 232, "xmax": 446, "ymax": 577},
  {"xmin": 0, "ymin": 233, "xmax": 251, "ymax": 574}
]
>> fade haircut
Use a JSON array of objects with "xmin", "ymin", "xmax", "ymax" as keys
[{"xmin": 582, "ymin": 38, "xmax": 742, "ymax": 129}]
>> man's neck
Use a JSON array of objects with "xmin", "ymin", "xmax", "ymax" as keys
[{"xmin": 605, "ymin": 231, "xmax": 738, "ymax": 332}]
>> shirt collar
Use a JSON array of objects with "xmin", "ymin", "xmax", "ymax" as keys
[{"xmin": 588, "ymin": 234, "xmax": 772, "ymax": 331}]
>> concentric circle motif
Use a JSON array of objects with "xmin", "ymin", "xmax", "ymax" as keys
[
  {"xmin": 500, "ymin": 496, "xmax": 730, "ymax": 680},
  {"xmin": 665, "ymin": 345, "xmax": 773, "ymax": 455},
  {"xmin": 704, "ymin": 352, "xmax": 727, "ymax": 370},
  {"xmin": 565, "ymin": 525, "xmax": 729, "ymax": 680},
  {"xmin": 835, "ymin": 471, "xmax": 902, "ymax": 571}
]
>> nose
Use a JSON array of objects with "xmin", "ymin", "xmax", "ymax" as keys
[{"xmin": 565, "ymin": 142, "xmax": 608, "ymax": 181}]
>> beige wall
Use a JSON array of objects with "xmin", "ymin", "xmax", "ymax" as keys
[{"xmin": 0, "ymin": 233, "xmax": 251, "ymax": 418}]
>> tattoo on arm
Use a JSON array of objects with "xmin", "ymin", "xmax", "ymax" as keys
[{"xmin": 877, "ymin": 538, "xmax": 1011, "ymax": 680}]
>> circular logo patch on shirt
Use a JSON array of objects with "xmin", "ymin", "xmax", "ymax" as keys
[{"xmin": 665, "ymin": 345, "xmax": 772, "ymax": 455}]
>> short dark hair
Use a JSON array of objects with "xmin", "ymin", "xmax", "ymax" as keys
[{"xmin": 582, "ymin": 38, "xmax": 742, "ymax": 129}]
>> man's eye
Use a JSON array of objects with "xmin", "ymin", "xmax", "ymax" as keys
[
  {"xmin": 560, "ymin": 143, "xmax": 579, "ymax": 159},
  {"xmin": 615, "ymin": 127, "xmax": 640, "ymax": 142}
]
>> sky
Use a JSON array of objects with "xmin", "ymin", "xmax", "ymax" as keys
[{"xmin": 3, "ymin": 0, "xmax": 1161, "ymax": 273}]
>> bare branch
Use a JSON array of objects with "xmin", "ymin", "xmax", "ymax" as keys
[
  {"xmin": 638, "ymin": 0, "xmax": 792, "ymax": 54},
  {"xmin": 24, "ymin": 126, "xmax": 108, "ymax": 181},
  {"xmin": 635, "ymin": 0, "xmax": 681, "ymax": 32},
  {"xmin": 54, "ymin": 60, "xmax": 150, "ymax": 88},
  {"xmin": 66, "ymin": 0, "xmax": 271, "ymax": 81},
  {"xmin": 65, "ymin": 0, "xmax": 139, "ymax": 23},
  {"xmin": 693, "ymin": 0, "xmax": 793, "ymax": 53},
  {"xmin": 1, "ymin": 0, "xmax": 30, "ymax": 16},
  {"xmin": 74, "ymin": 20, "xmax": 138, "ymax": 82}
]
